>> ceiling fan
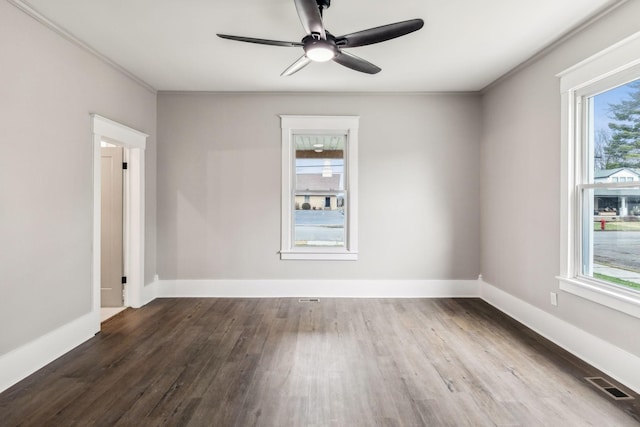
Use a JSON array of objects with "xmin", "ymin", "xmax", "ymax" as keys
[{"xmin": 217, "ymin": 0, "xmax": 424, "ymax": 76}]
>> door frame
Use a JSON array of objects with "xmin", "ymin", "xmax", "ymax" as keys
[{"xmin": 91, "ymin": 114, "xmax": 147, "ymax": 322}]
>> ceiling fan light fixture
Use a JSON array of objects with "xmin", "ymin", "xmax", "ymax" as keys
[{"xmin": 304, "ymin": 39, "xmax": 337, "ymax": 62}]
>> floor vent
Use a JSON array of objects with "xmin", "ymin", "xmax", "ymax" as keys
[
  {"xmin": 298, "ymin": 298, "xmax": 320, "ymax": 303},
  {"xmin": 585, "ymin": 377, "xmax": 634, "ymax": 401}
]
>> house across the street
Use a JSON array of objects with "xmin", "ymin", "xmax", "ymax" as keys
[{"xmin": 594, "ymin": 168, "xmax": 640, "ymax": 216}]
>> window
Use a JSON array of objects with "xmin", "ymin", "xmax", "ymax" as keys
[
  {"xmin": 280, "ymin": 116, "xmax": 359, "ymax": 260},
  {"xmin": 294, "ymin": 135, "xmax": 346, "ymax": 247},
  {"xmin": 558, "ymin": 32, "xmax": 640, "ymax": 319},
  {"xmin": 581, "ymin": 80, "xmax": 640, "ymax": 287}
]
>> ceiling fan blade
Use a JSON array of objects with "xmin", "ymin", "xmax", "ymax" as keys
[
  {"xmin": 217, "ymin": 34, "xmax": 303, "ymax": 47},
  {"xmin": 335, "ymin": 19, "xmax": 424, "ymax": 48},
  {"xmin": 294, "ymin": 0, "xmax": 326, "ymax": 39},
  {"xmin": 332, "ymin": 51, "xmax": 381, "ymax": 74},
  {"xmin": 281, "ymin": 55, "xmax": 313, "ymax": 76}
]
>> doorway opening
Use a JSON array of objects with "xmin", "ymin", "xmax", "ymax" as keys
[
  {"xmin": 92, "ymin": 114, "xmax": 148, "ymax": 329},
  {"xmin": 100, "ymin": 144, "xmax": 125, "ymax": 321}
]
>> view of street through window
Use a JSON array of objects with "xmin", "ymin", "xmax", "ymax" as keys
[
  {"xmin": 293, "ymin": 135, "xmax": 346, "ymax": 247},
  {"xmin": 294, "ymin": 209, "xmax": 345, "ymax": 246},
  {"xmin": 590, "ymin": 79, "xmax": 640, "ymax": 291}
]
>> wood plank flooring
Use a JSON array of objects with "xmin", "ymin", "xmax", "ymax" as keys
[{"xmin": 1, "ymin": 298, "xmax": 638, "ymax": 426}]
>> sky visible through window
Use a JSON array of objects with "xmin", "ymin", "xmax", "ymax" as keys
[{"xmin": 593, "ymin": 82, "xmax": 635, "ymax": 132}]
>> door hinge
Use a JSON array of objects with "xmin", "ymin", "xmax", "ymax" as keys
[
  {"xmin": 121, "ymin": 276, "xmax": 127, "ymax": 284},
  {"xmin": 123, "ymin": 162, "xmax": 128, "ymax": 170}
]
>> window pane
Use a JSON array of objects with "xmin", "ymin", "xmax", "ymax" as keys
[
  {"xmin": 582, "ymin": 187, "xmax": 640, "ymax": 292},
  {"xmin": 591, "ymin": 78, "xmax": 640, "ymax": 181},
  {"xmin": 294, "ymin": 134, "xmax": 345, "ymax": 191},
  {"xmin": 294, "ymin": 193, "xmax": 345, "ymax": 247},
  {"xmin": 585, "ymin": 78, "xmax": 640, "ymax": 291}
]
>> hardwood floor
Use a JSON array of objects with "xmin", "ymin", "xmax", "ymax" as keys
[{"xmin": 1, "ymin": 298, "xmax": 638, "ymax": 426}]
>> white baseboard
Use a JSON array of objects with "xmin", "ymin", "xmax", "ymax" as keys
[
  {"xmin": 479, "ymin": 279, "xmax": 640, "ymax": 394},
  {"xmin": 140, "ymin": 276, "xmax": 159, "ymax": 306},
  {"xmin": 0, "ymin": 311, "xmax": 98, "ymax": 394},
  {"xmin": 4, "ymin": 278, "xmax": 638, "ymax": 397},
  {"xmin": 155, "ymin": 279, "xmax": 480, "ymax": 298}
]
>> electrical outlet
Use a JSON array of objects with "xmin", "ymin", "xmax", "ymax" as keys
[{"xmin": 550, "ymin": 292, "xmax": 558, "ymax": 306}]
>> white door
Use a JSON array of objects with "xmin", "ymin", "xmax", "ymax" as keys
[{"xmin": 101, "ymin": 147, "xmax": 124, "ymax": 307}]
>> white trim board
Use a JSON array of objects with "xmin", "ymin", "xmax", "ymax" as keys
[
  {"xmin": 0, "ymin": 311, "xmax": 97, "ymax": 394},
  {"xmin": 91, "ymin": 114, "xmax": 148, "ymax": 328},
  {"xmin": 135, "ymin": 277, "xmax": 640, "ymax": 394},
  {"xmin": 556, "ymin": 30, "xmax": 640, "ymax": 319},
  {"xmin": 479, "ymin": 279, "xmax": 640, "ymax": 394},
  {"xmin": 155, "ymin": 279, "xmax": 479, "ymax": 298},
  {"xmin": 141, "ymin": 275, "xmax": 160, "ymax": 307},
  {"xmin": 279, "ymin": 115, "xmax": 360, "ymax": 261},
  {"xmin": 3, "ymin": 278, "xmax": 638, "ymax": 396}
]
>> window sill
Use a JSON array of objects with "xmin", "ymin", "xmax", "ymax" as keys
[
  {"xmin": 280, "ymin": 251, "xmax": 358, "ymax": 261},
  {"xmin": 557, "ymin": 276, "xmax": 640, "ymax": 320}
]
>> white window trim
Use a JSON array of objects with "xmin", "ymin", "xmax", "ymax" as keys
[
  {"xmin": 557, "ymin": 31, "xmax": 640, "ymax": 319},
  {"xmin": 280, "ymin": 115, "xmax": 359, "ymax": 261}
]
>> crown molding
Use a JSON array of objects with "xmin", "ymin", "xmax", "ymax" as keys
[
  {"xmin": 481, "ymin": 0, "xmax": 629, "ymax": 94},
  {"xmin": 8, "ymin": 0, "xmax": 157, "ymax": 94},
  {"xmin": 156, "ymin": 90, "xmax": 481, "ymax": 96}
]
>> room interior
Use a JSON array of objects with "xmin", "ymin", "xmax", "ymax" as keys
[{"xmin": 1, "ymin": 0, "xmax": 640, "ymax": 424}]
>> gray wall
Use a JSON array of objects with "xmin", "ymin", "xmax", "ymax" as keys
[
  {"xmin": 480, "ymin": 0, "xmax": 640, "ymax": 356},
  {"xmin": 157, "ymin": 93, "xmax": 481, "ymax": 281},
  {"xmin": 8, "ymin": 0, "xmax": 638, "ymax": 377},
  {"xmin": 0, "ymin": 1, "xmax": 157, "ymax": 355}
]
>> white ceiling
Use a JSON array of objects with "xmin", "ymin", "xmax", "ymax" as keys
[{"xmin": 19, "ymin": 0, "xmax": 617, "ymax": 92}]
